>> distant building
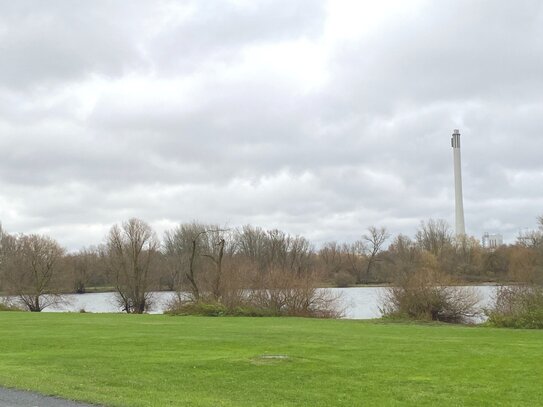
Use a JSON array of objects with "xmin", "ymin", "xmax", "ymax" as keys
[{"xmin": 482, "ymin": 233, "xmax": 503, "ymax": 249}]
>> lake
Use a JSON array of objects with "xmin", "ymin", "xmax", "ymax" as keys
[{"xmin": 43, "ymin": 286, "xmax": 498, "ymax": 319}]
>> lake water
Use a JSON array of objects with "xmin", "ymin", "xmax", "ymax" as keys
[{"xmin": 43, "ymin": 286, "xmax": 498, "ymax": 320}]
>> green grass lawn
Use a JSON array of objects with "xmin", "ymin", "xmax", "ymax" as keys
[{"xmin": 0, "ymin": 313, "xmax": 542, "ymax": 406}]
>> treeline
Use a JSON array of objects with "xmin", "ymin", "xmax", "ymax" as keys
[
  {"xmin": 1, "ymin": 216, "xmax": 542, "ymax": 314},
  {"xmin": 321, "ymin": 217, "xmax": 543, "ymax": 286},
  {"xmin": 379, "ymin": 216, "xmax": 543, "ymax": 327},
  {"xmin": 0, "ymin": 219, "xmax": 337, "ymax": 315}
]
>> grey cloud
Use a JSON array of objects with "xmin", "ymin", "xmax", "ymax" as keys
[
  {"xmin": 1, "ymin": 0, "xmax": 543, "ymax": 250},
  {"xmin": 0, "ymin": 0, "xmax": 153, "ymax": 89},
  {"xmin": 329, "ymin": 0, "xmax": 543, "ymax": 113},
  {"xmin": 147, "ymin": 0, "xmax": 327, "ymax": 73}
]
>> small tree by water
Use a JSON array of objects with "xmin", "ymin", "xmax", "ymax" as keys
[
  {"xmin": 104, "ymin": 218, "xmax": 159, "ymax": 314},
  {"xmin": 2, "ymin": 233, "xmax": 67, "ymax": 312}
]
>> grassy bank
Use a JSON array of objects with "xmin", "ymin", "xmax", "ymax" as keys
[{"xmin": 0, "ymin": 313, "xmax": 542, "ymax": 406}]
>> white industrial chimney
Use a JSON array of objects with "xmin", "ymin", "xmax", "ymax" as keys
[{"xmin": 451, "ymin": 129, "xmax": 466, "ymax": 235}]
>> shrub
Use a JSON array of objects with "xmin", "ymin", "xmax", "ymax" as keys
[
  {"xmin": 228, "ymin": 306, "xmax": 276, "ymax": 317},
  {"xmin": 485, "ymin": 285, "xmax": 543, "ymax": 329},
  {"xmin": 165, "ymin": 301, "xmax": 277, "ymax": 317},
  {"xmin": 166, "ymin": 266, "xmax": 344, "ymax": 318},
  {"xmin": 248, "ymin": 268, "xmax": 344, "ymax": 318},
  {"xmin": 0, "ymin": 300, "xmax": 22, "ymax": 312},
  {"xmin": 380, "ymin": 268, "xmax": 481, "ymax": 323},
  {"xmin": 166, "ymin": 302, "xmax": 228, "ymax": 316},
  {"xmin": 165, "ymin": 271, "xmax": 344, "ymax": 318},
  {"xmin": 334, "ymin": 270, "xmax": 356, "ymax": 287}
]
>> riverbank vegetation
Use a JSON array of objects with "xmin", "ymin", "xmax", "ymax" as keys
[
  {"xmin": 380, "ymin": 268, "xmax": 480, "ymax": 323},
  {"xmin": 0, "ymin": 313, "xmax": 542, "ymax": 407},
  {"xmin": 1, "ymin": 215, "xmax": 542, "ymax": 319},
  {"xmin": 0, "ymin": 299, "xmax": 20, "ymax": 311},
  {"xmin": 485, "ymin": 285, "xmax": 543, "ymax": 328}
]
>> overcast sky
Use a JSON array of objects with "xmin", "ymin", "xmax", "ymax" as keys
[{"xmin": 1, "ymin": 0, "xmax": 543, "ymax": 250}]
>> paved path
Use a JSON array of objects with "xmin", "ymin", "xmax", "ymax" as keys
[{"xmin": 0, "ymin": 387, "xmax": 100, "ymax": 407}]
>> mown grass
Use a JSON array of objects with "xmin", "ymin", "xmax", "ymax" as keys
[{"xmin": 0, "ymin": 313, "xmax": 542, "ymax": 406}]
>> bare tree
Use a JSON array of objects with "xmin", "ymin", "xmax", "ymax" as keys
[
  {"xmin": 516, "ymin": 230, "xmax": 543, "ymax": 249},
  {"xmin": 361, "ymin": 226, "xmax": 390, "ymax": 282},
  {"xmin": 104, "ymin": 218, "xmax": 159, "ymax": 313},
  {"xmin": 164, "ymin": 223, "xmax": 231, "ymax": 301},
  {"xmin": 452, "ymin": 235, "xmax": 484, "ymax": 280},
  {"xmin": 319, "ymin": 242, "xmax": 344, "ymax": 275},
  {"xmin": 234, "ymin": 225, "xmax": 268, "ymax": 273},
  {"xmin": 318, "ymin": 242, "xmax": 356, "ymax": 286},
  {"xmin": 3, "ymin": 234, "xmax": 66, "ymax": 312},
  {"xmin": 163, "ymin": 229, "xmax": 187, "ymax": 293},
  {"xmin": 66, "ymin": 247, "xmax": 100, "ymax": 294},
  {"xmin": 164, "ymin": 223, "xmax": 209, "ymax": 301},
  {"xmin": 415, "ymin": 219, "xmax": 453, "ymax": 257},
  {"xmin": 201, "ymin": 233, "xmax": 227, "ymax": 301},
  {"xmin": 0, "ymin": 223, "xmax": 8, "ymax": 292},
  {"xmin": 340, "ymin": 241, "xmax": 364, "ymax": 284},
  {"xmin": 187, "ymin": 231, "xmax": 202, "ymax": 300},
  {"xmin": 262, "ymin": 229, "xmax": 313, "ymax": 274},
  {"xmin": 386, "ymin": 234, "xmax": 420, "ymax": 275},
  {"xmin": 234, "ymin": 226, "xmax": 313, "ymax": 276}
]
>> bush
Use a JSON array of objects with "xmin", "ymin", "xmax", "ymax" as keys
[
  {"xmin": 166, "ymin": 302, "xmax": 228, "ymax": 316},
  {"xmin": 0, "ymin": 300, "xmax": 22, "ymax": 312},
  {"xmin": 333, "ymin": 270, "xmax": 357, "ymax": 287},
  {"xmin": 485, "ymin": 285, "xmax": 543, "ymax": 329},
  {"xmin": 165, "ymin": 301, "xmax": 277, "ymax": 317},
  {"xmin": 166, "ymin": 267, "xmax": 344, "ymax": 318},
  {"xmin": 228, "ymin": 306, "xmax": 277, "ymax": 317},
  {"xmin": 380, "ymin": 269, "xmax": 481, "ymax": 323},
  {"xmin": 247, "ymin": 268, "xmax": 344, "ymax": 318}
]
